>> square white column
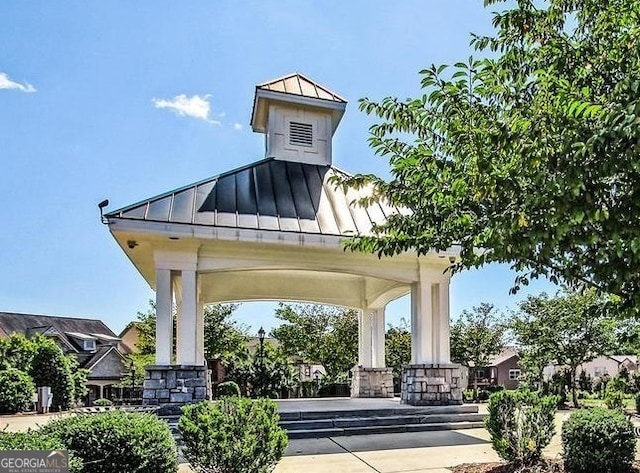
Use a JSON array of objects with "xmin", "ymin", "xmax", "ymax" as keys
[
  {"xmin": 196, "ymin": 296, "xmax": 205, "ymax": 365},
  {"xmin": 177, "ymin": 269, "xmax": 198, "ymax": 365},
  {"xmin": 358, "ymin": 309, "xmax": 373, "ymax": 368},
  {"xmin": 155, "ymin": 268, "xmax": 173, "ymax": 365},
  {"xmin": 371, "ymin": 308, "xmax": 386, "ymax": 368},
  {"xmin": 437, "ymin": 276, "xmax": 451, "ymax": 363},
  {"xmin": 410, "ymin": 279, "xmax": 434, "ymax": 364}
]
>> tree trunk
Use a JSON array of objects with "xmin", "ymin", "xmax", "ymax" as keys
[{"xmin": 570, "ymin": 366, "xmax": 579, "ymax": 408}]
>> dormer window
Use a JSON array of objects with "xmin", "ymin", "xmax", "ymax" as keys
[
  {"xmin": 289, "ymin": 121, "xmax": 314, "ymax": 147},
  {"xmin": 83, "ymin": 339, "xmax": 96, "ymax": 351}
]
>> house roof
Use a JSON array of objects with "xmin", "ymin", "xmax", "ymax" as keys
[
  {"xmin": 106, "ymin": 158, "xmax": 398, "ymax": 237},
  {"xmin": 85, "ymin": 345, "xmax": 125, "ymax": 372},
  {"xmin": 488, "ymin": 347, "xmax": 519, "ymax": 367},
  {"xmin": 256, "ymin": 73, "xmax": 346, "ymax": 103},
  {"xmin": 609, "ymin": 355, "xmax": 638, "ymax": 365},
  {"xmin": 0, "ymin": 312, "xmax": 117, "ymax": 340}
]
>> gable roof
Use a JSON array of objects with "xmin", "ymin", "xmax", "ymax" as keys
[
  {"xmin": 106, "ymin": 158, "xmax": 399, "ymax": 237},
  {"xmin": 609, "ymin": 355, "xmax": 638, "ymax": 365},
  {"xmin": 0, "ymin": 312, "xmax": 117, "ymax": 339},
  {"xmin": 257, "ymin": 73, "xmax": 346, "ymax": 103},
  {"xmin": 84, "ymin": 345, "xmax": 125, "ymax": 371},
  {"xmin": 488, "ymin": 347, "xmax": 519, "ymax": 367}
]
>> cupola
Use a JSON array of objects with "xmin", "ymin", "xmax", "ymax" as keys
[{"xmin": 250, "ymin": 73, "xmax": 347, "ymax": 166}]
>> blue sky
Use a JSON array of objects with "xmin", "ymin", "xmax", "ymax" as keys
[{"xmin": 0, "ymin": 1, "xmax": 555, "ymax": 335}]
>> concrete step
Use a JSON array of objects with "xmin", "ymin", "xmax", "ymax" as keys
[
  {"xmin": 278, "ymin": 404, "xmax": 479, "ymax": 422},
  {"xmin": 280, "ymin": 413, "xmax": 485, "ymax": 431},
  {"xmin": 286, "ymin": 420, "xmax": 486, "ymax": 439}
]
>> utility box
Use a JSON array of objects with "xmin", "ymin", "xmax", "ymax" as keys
[{"xmin": 37, "ymin": 386, "xmax": 52, "ymax": 414}]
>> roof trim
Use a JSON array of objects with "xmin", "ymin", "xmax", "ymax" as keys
[
  {"xmin": 85, "ymin": 346, "xmax": 125, "ymax": 371},
  {"xmin": 256, "ymin": 72, "xmax": 347, "ymax": 103}
]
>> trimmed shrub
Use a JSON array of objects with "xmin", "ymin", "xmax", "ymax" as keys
[
  {"xmin": 41, "ymin": 411, "xmax": 178, "ymax": 473},
  {"xmin": 0, "ymin": 368, "xmax": 35, "ymax": 414},
  {"xmin": 477, "ymin": 389, "xmax": 490, "ymax": 401},
  {"xmin": 0, "ymin": 431, "xmax": 83, "ymax": 472},
  {"xmin": 604, "ymin": 380, "xmax": 624, "ymax": 410},
  {"xmin": 93, "ymin": 398, "xmax": 113, "ymax": 406},
  {"xmin": 562, "ymin": 407, "xmax": 635, "ymax": 473},
  {"xmin": 635, "ymin": 392, "xmax": 640, "ymax": 413},
  {"xmin": 30, "ymin": 339, "xmax": 75, "ymax": 411},
  {"xmin": 485, "ymin": 390, "xmax": 557, "ymax": 466},
  {"xmin": 216, "ymin": 380, "xmax": 241, "ymax": 397},
  {"xmin": 179, "ymin": 398, "xmax": 288, "ymax": 473}
]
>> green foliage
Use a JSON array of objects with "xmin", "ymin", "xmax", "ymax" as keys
[
  {"xmin": 204, "ymin": 303, "xmax": 248, "ymax": 367},
  {"xmin": 93, "ymin": 398, "xmax": 113, "ymax": 406},
  {"xmin": 604, "ymin": 379, "xmax": 625, "ymax": 410},
  {"xmin": 334, "ymin": 0, "xmax": 640, "ymax": 310},
  {"xmin": 216, "ymin": 380, "xmax": 241, "ymax": 397},
  {"xmin": 249, "ymin": 341, "xmax": 298, "ymax": 398},
  {"xmin": 635, "ymin": 392, "xmax": 640, "ymax": 414},
  {"xmin": 385, "ymin": 318, "xmax": 411, "ymax": 381},
  {"xmin": 562, "ymin": 408, "xmax": 635, "ymax": 473},
  {"xmin": 485, "ymin": 390, "xmax": 557, "ymax": 466},
  {"xmin": 67, "ymin": 355, "xmax": 89, "ymax": 403},
  {"xmin": 512, "ymin": 290, "xmax": 616, "ymax": 407},
  {"xmin": 451, "ymin": 303, "xmax": 505, "ymax": 370},
  {"xmin": 30, "ymin": 337, "xmax": 75, "ymax": 411},
  {"xmin": 179, "ymin": 398, "xmax": 288, "ymax": 473},
  {"xmin": 0, "ymin": 431, "xmax": 82, "ymax": 472},
  {"xmin": 0, "ymin": 333, "xmax": 36, "ymax": 369},
  {"xmin": 0, "ymin": 368, "xmax": 35, "ymax": 414},
  {"xmin": 577, "ymin": 370, "xmax": 591, "ymax": 393},
  {"xmin": 42, "ymin": 411, "xmax": 178, "ymax": 473},
  {"xmin": 272, "ymin": 303, "xmax": 358, "ymax": 381},
  {"xmin": 130, "ymin": 300, "xmax": 158, "ymax": 356}
]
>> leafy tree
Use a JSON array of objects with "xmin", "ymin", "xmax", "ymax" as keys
[
  {"xmin": 249, "ymin": 341, "xmax": 298, "ymax": 398},
  {"xmin": 203, "ymin": 303, "xmax": 249, "ymax": 370},
  {"xmin": 450, "ymin": 303, "xmax": 505, "ymax": 397},
  {"xmin": 130, "ymin": 300, "xmax": 158, "ymax": 356},
  {"xmin": 512, "ymin": 289, "xmax": 617, "ymax": 408},
  {"xmin": 67, "ymin": 355, "xmax": 89, "ymax": 404},
  {"xmin": 271, "ymin": 303, "xmax": 358, "ymax": 381},
  {"xmin": 0, "ymin": 333, "xmax": 36, "ymax": 370},
  {"xmin": 385, "ymin": 318, "xmax": 411, "ymax": 382},
  {"xmin": 335, "ymin": 0, "xmax": 640, "ymax": 309},
  {"xmin": 29, "ymin": 336, "xmax": 76, "ymax": 411}
]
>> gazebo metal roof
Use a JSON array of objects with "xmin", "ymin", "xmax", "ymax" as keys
[{"xmin": 106, "ymin": 157, "xmax": 399, "ymax": 237}]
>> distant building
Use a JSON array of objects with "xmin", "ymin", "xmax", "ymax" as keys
[
  {"xmin": 0, "ymin": 311, "xmax": 130, "ymax": 404},
  {"xmin": 544, "ymin": 354, "xmax": 639, "ymax": 381},
  {"xmin": 468, "ymin": 347, "xmax": 521, "ymax": 390}
]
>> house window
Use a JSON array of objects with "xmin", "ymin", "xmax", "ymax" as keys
[
  {"xmin": 288, "ymin": 121, "xmax": 314, "ymax": 147},
  {"xmin": 594, "ymin": 367, "xmax": 607, "ymax": 377},
  {"xmin": 475, "ymin": 369, "xmax": 485, "ymax": 378},
  {"xmin": 509, "ymin": 369, "xmax": 521, "ymax": 380},
  {"xmin": 83, "ymin": 340, "xmax": 96, "ymax": 351}
]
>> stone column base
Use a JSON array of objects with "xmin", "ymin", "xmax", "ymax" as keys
[
  {"xmin": 351, "ymin": 366, "xmax": 394, "ymax": 398},
  {"xmin": 401, "ymin": 363, "xmax": 463, "ymax": 406},
  {"xmin": 143, "ymin": 365, "xmax": 211, "ymax": 415}
]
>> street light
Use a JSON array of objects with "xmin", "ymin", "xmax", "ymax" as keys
[
  {"xmin": 258, "ymin": 327, "xmax": 266, "ymax": 397},
  {"xmin": 313, "ymin": 369, "xmax": 321, "ymax": 395},
  {"xmin": 130, "ymin": 360, "xmax": 136, "ymax": 405}
]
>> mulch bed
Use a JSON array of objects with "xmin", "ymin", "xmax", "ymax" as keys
[{"xmin": 451, "ymin": 460, "xmax": 640, "ymax": 473}]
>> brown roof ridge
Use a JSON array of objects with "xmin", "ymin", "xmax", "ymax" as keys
[{"xmin": 0, "ymin": 310, "xmax": 105, "ymax": 324}]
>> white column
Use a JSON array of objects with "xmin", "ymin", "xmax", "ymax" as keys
[
  {"xmin": 196, "ymin": 298, "xmax": 205, "ymax": 365},
  {"xmin": 371, "ymin": 308, "xmax": 386, "ymax": 368},
  {"xmin": 155, "ymin": 268, "xmax": 173, "ymax": 365},
  {"xmin": 410, "ymin": 277, "xmax": 434, "ymax": 364},
  {"xmin": 438, "ymin": 276, "xmax": 451, "ymax": 363},
  {"xmin": 177, "ymin": 269, "xmax": 198, "ymax": 365},
  {"xmin": 358, "ymin": 309, "xmax": 373, "ymax": 367}
]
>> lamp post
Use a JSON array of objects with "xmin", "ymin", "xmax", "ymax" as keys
[
  {"xmin": 258, "ymin": 327, "xmax": 266, "ymax": 397},
  {"xmin": 130, "ymin": 361, "xmax": 136, "ymax": 405},
  {"xmin": 313, "ymin": 369, "xmax": 321, "ymax": 396}
]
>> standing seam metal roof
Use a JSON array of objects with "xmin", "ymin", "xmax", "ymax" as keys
[{"xmin": 106, "ymin": 158, "xmax": 399, "ymax": 236}]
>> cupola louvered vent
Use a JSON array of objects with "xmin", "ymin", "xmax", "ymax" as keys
[{"xmin": 289, "ymin": 121, "xmax": 313, "ymax": 147}]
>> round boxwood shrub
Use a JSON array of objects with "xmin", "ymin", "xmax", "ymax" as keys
[
  {"xmin": 41, "ymin": 411, "xmax": 178, "ymax": 473},
  {"xmin": 485, "ymin": 390, "xmax": 557, "ymax": 466},
  {"xmin": 0, "ymin": 431, "xmax": 83, "ymax": 472},
  {"xmin": 0, "ymin": 368, "xmax": 35, "ymax": 414},
  {"xmin": 93, "ymin": 398, "xmax": 113, "ymax": 406},
  {"xmin": 216, "ymin": 380, "xmax": 241, "ymax": 397},
  {"xmin": 179, "ymin": 398, "xmax": 288, "ymax": 473},
  {"xmin": 562, "ymin": 407, "xmax": 635, "ymax": 473}
]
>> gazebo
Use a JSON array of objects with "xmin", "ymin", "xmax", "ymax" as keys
[{"xmin": 104, "ymin": 73, "xmax": 463, "ymax": 411}]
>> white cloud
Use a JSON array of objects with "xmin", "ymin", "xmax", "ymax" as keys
[
  {"xmin": 233, "ymin": 123, "xmax": 243, "ymax": 131},
  {"xmin": 152, "ymin": 94, "xmax": 219, "ymax": 123},
  {"xmin": 0, "ymin": 72, "xmax": 36, "ymax": 93}
]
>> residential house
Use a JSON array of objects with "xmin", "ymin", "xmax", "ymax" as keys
[
  {"xmin": 578, "ymin": 355, "xmax": 637, "ymax": 379},
  {"xmin": 468, "ymin": 347, "xmax": 522, "ymax": 390},
  {"xmin": 0, "ymin": 311, "xmax": 130, "ymax": 405}
]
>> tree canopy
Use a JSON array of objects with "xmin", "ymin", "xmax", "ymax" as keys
[
  {"xmin": 271, "ymin": 303, "xmax": 358, "ymax": 381},
  {"xmin": 336, "ymin": 0, "xmax": 640, "ymax": 309},
  {"xmin": 511, "ymin": 289, "xmax": 617, "ymax": 407}
]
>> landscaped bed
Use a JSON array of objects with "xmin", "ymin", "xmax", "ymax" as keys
[{"xmin": 452, "ymin": 461, "xmax": 640, "ymax": 473}]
